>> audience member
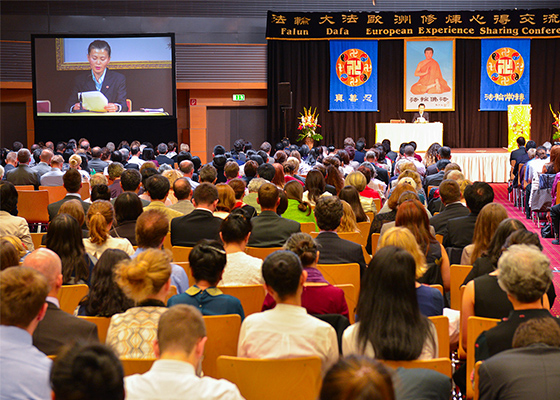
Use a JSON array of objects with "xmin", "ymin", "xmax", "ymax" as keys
[
  {"xmin": 339, "ymin": 185, "xmax": 368, "ymax": 223},
  {"xmin": 77, "ymin": 249, "xmax": 134, "ymax": 317},
  {"xmin": 107, "ymin": 248, "xmax": 172, "ymax": 358},
  {"xmin": 90, "ymin": 183, "xmax": 111, "ymax": 202},
  {"xmin": 238, "ymin": 250, "xmax": 338, "ymax": 374},
  {"xmin": 5, "ymin": 148, "xmax": 41, "ymax": 189},
  {"xmin": 143, "ymin": 174, "xmax": 182, "ymax": 221},
  {"xmin": 168, "ymin": 240, "xmax": 244, "ymax": 319},
  {"xmin": 429, "ymin": 179, "xmax": 469, "ymax": 236},
  {"xmin": 110, "ymin": 192, "xmax": 143, "ymax": 245},
  {"xmin": 0, "ymin": 266, "xmax": 51, "ymax": 399},
  {"xmin": 88, "ymin": 147, "xmax": 108, "ymax": 173},
  {"xmin": 0, "ymin": 238, "xmax": 20, "ymax": 270},
  {"xmin": 168, "ymin": 177, "xmax": 194, "ymax": 215},
  {"xmin": 214, "ymin": 183, "xmax": 236, "ymax": 219},
  {"xmin": 23, "ymin": 248, "xmax": 99, "ymax": 355},
  {"xmin": 228, "ymin": 178, "xmax": 257, "ymax": 218},
  {"xmin": 0, "ymin": 181, "xmax": 34, "ymax": 251},
  {"xmin": 171, "ymin": 183, "xmax": 223, "ymax": 246},
  {"xmin": 314, "ymin": 196, "xmax": 367, "ymax": 277},
  {"xmin": 48, "ymin": 169, "xmax": 90, "ymax": 220},
  {"xmin": 218, "ymin": 211, "xmax": 263, "ymax": 286},
  {"xmin": 282, "ymin": 180, "xmax": 317, "ymax": 228},
  {"xmin": 40, "ymin": 154, "xmax": 65, "ymax": 186},
  {"xmin": 107, "ymin": 162, "xmax": 125, "ymax": 199},
  {"xmin": 124, "ymin": 304, "xmax": 244, "ymax": 399},
  {"xmin": 68, "ymin": 154, "xmax": 90, "ymax": 183},
  {"xmin": 50, "ymin": 342, "xmax": 125, "ymax": 400}
]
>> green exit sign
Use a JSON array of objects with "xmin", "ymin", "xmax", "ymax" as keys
[{"xmin": 233, "ymin": 94, "xmax": 245, "ymax": 101}]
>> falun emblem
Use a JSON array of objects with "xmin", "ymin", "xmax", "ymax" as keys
[
  {"xmin": 486, "ymin": 47, "xmax": 524, "ymax": 86},
  {"xmin": 336, "ymin": 49, "xmax": 372, "ymax": 87}
]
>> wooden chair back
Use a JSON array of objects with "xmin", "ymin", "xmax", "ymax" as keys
[
  {"xmin": 120, "ymin": 358, "xmax": 156, "ymax": 376},
  {"xmin": 165, "ymin": 285, "xmax": 178, "ymax": 303},
  {"xmin": 175, "ymin": 262, "xmax": 194, "ymax": 287},
  {"xmin": 171, "ymin": 246, "xmax": 193, "ymax": 263},
  {"xmin": 31, "ymin": 232, "xmax": 47, "ymax": 249},
  {"xmin": 217, "ymin": 356, "xmax": 322, "ymax": 400},
  {"xmin": 356, "ymin": 220, "xmax": 372, "ymax": 242},
  {"xmin": 474, "ymin": 361, "xmax": 483, "ymax": 400},
  {"xmin": 428, "ymin": 185, "xmax": 437, "ymax": 196},
  {"xmin": 333, "ymin": 284, "xmax": 357, "ymax": 324},
  {"xmin": 429, "ymin": 284, "xmax": 444, "ymax": 296},
  {"xmin": 435, "ymin": 234, "xmax": 443, "ymax": 244},
  {"xmin": 17, "ymin": 190, "xmax": 49, "ymax": 224},
  {"xmin": 299, "ymin": 222, "xmax": 317, "ymax": 234},
  {"xmin": 39, "ymin": 185, "xmax": 67, "ymax": 203},
  {"xmin": 202, "ymin": 314, "xmax": 242, "ymax": 378},
  {"xmin": 373, "ymin": 199, "xmax": 381, "ymax": 214},
  {"xmin": 466, "ymin": 317, "xmax": 499, "ymax": 399},
  {"xmin": 245, "ymin": 247, "xmax": 283, "ymax": 260},
  {"xmin": 370, "ymin": 233, "xmax": 380, "ymax": 255},
  {"xmin": 78, "ymin": 316, "xmax": 111, "ymax": 343},
  {"xmin": 80, "ymin": 181, "xmax": 90, "ymax": 200},
  {"xmin": 57, "ymin": 284, "xmax": 89, "ymax": 314},
  {"xmin": 428, "ymin": 315, "xmax": 450, "ymax": 358},
  {"xmin": 162, "ymin": 233, "xmax": 172, "ymax": 249},
  {"xmin": 15, "ymin": 185, "xmax": 34, "ymax": 191},
  {"xmin": 381, "ymin": 357, "xmax": 452, "ymax": 378},
  {"xmin": 362, "ymin": 245, "xmax": 372, "ymax": 265},
  {"xmin": 450, "ymin": 264, "xmax": 473, "ymax": 310},
  {"xmin": 218, "ymin": 285, "xmax": 266, "ymax": 317},
  {"xmin": 365, "ymin": 211, "xmax": 374, "ymax": 222},
  {"xmin": 316, "ymin": 263, "xmax": 361, "ymax": 301}
]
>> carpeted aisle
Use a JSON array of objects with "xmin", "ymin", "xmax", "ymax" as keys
[{"xmin": 491, "ymin": 183, "xmax": 560, "ymax": 316}]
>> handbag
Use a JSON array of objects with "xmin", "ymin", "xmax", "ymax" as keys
[{"xmin": 541, "ymin": 222, "xmax": 554, "ymax": 239}]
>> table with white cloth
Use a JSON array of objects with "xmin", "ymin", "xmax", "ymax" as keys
[
  {"xmin": 451, "ymin": 149, "xmax": 509, "ymax": 183},
  {"xmin": 375, "ymin": 122, "xmax": 443, "ymax": 152}
]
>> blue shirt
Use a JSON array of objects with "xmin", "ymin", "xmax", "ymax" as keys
[
  {"xmin": 91, "ymin": 68, "xmax": 107, "ymax": 92},
  {"xmin": 0, "ymin": 325, "xmax": 52, "ymax": 400},
  {"xmin": 132, "ymin": 248, "xmax": 189, "ymax": 294},
  {"xmin": 167, "ymin": 285, "xmax": 245, "ymax": 320},
  {"xmin": 416, "ymin": 284, "xmax": 445, "ymax": 317}
]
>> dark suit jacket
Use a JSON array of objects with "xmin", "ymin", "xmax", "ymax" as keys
[
  {"xmin": 156, "ymin": 154, "xmax": 174, "ymax": 166},
  {"xmin": 47, "ymin": 194, "xmax": 90, "ymax": 221},
  {"xmin": 374, "ymin": 165, "xmax": 389, "ymax": 185},
  {"xmin": 443, "ymin": 212, "xmax": 478, "ymax": 249},
  {"xmin": 479, "ymin": 344, "xmax": 560, "ymax": 400},
  {"xmin": 170, "ymin": 209, "xmax": 223, "ymax": 247},
  {"xmin": 110, "ymin": 220, "xmax": 137, "ymax": 245},
  {"xmin": 32, "ymin": 301, "xmax": 99, "ymax": 355},
  {"xmin": 424, "ymin": 171, "xmax": 445, "ymax": 194},
  {"xmin": 67, "ymin": 69, "xmax": 127, "ymax": 111},
  {"xmin": 248, "ymin": 211, "xmax": 300, "ymax": 248},
  {"xmin": 315, "ymin": 231, "xmax": 367, "ymax": 277},
  {"xmin": 6, "ymin": 165, "xmax": 41, "ymax": 189},
  {"xmin": 412, "ymin": 111, "xmax": 429, "ymax": 122},
  {"xmin": 425, "ymin": 163, "xmax": 439, "ymax": 176},
  {"xmin": 88, "ymin": 158, "xmax": 108, "ymax": 174},
  {"xmin": 429, "ymin": 202, "xmax": 470, "ymax": 236}
]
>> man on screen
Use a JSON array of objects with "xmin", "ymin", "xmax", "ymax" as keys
[{"xmin": 67, "ymin": 40, "xmax": 127, "ymax": 112}]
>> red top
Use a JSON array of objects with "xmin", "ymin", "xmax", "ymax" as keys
[{"xmin": 360, "ymin": 187, "xmax": 381, "ymax": 199}]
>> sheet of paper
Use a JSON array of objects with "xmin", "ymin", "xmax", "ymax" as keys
[{"xmin": 80, "ymin": 91, "xmax": 108, "ymax": 112}]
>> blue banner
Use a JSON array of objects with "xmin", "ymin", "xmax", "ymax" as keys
[
  {"xmin": 480, "ymin": 39, "xmax": 530, "ymax": 111},
  {"xmin": 329, "ymin": 40, "xmax": 378, "ymax": 111}
]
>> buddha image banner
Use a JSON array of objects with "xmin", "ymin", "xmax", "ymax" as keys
[
  {"xmin": 329, "ymin": 40, "xmax": 378, "ymax": 111},
  {"xmin": 480, "ymin": 39, "xmax": 530, "ymax": 111},
  {"xmin": 404, "ymin": 39, "xmax": 455, "ymax": 112}
]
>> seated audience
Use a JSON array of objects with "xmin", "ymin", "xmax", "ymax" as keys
[
  {"xmin": 342, "ymin": 246, "xmax": 438, "ymax": 360},
  {"xmin": 228, "ymin": 178, "xmax": 257, "ymax": 218},
  {"xmin": 282, "ymin": 180, "xmax": 317, "ymax": 228},
  {"xmin": 5, "ymin": 148, "xmax": 40, "ymax": 189},
  {"xmin": 171, "ymin": 183, "xmax": 223, "ymax": 247},
  {"xmin": 107, "ymin": 248, "xmax": 172, "ymax": 358},
  {"xmin": 460, "ymin": 203, "xmax": 508, "ymax": 265},
  {"xmin": 168, "ymin": 240, "xmax": 244, "ymax": 319},
  {"xmin": 379, "ymin": 227, "xmax": 444, "ymax": 317},
  {"xmin": 83, "ymin": 200, "xmax": 134, "ymax": 259},
  {"xmin": 262, "ymin": 233, "xmax": 349, "ymax": 319},
  {"xmin": 50, "ymin": 342, "xmax": 125, "ymax": 400},
  {"xmin": 478, "ymin": 318, "xmax": 560, "ymax": 400},
  {"xmin": 113, "ymin": 168, "xmax": 150, "ymax": 206},
  {"xmin": 0, "ymin": 181, "xmax": 34, "ymax": 251},
  {"xmin": 214, "ymin": 183, "xmax": 236, "ymax": 219},
  {"xmin": 168, "ymin": 177, "xmax": 194, "ymax": 215},
  {"xmin": 429, "ymin": 179, "xmax": 469, "ymax": 236},
  {"xmin": 107, "ymin": 162, "xmax": 125, "ymax": 199},
  {"xmin": 0, "ymin": 238, "xmax": 20, "ymax": 270},
  {"xmin": 218, "ymin": 211, "xmax": 263, "ymax": 286},
  {"xmin": 344, "ymin": 171, "xmax": 377, "ymax": 213},
  {"xmin": 48, "ymin": 169, "xmax": 90, "ymax": 220},
  {"xmin": 339, "ymin": 185, "xmax": 369, "ymax": 223},
  {"xmin": 338, "ymin": 200, "xmax": 359, "ymax": 233},
  {"xmin": 46, "ymin": 214, "xmax": 93, "ymax": 285},
  {"xmin": 111, "ymin": 192, "xmax": 144, "ymax": 245},
  {"xmin": 0, "ymin": 266, "xmax": 51, "ymax": 400},
  {"xmin": 68, "ymin": 154, "xmax": 90, "ymax": 183},
  {"xmin": 314, "ymin": 196, "xmax": 367, "ymax": 277},
  {"xmin": 23, "ymin": 248, "xmax": 99, "ymax": 355},
  {"xmin": 90, "ymin": 183, "xmax": 111, "ymax": 202},
  {"xmin": 247, "ymin": 183, "xmax": 301, "ymax": 247},
  {"xmin": 76, "ymin": 249, "xmax": 134, "ymax": 317},
  {"xmin": 303, "ymin": 169, "xmax": 332, "ymax": 206},
  {"xmin": 133, "ymin": 209, "xmax": 189, "ymax": 294},
  {"xmin": 143, "ymin": 174, "xmax": 183, "ymax": 221},
  {"xmin": 40, "ymin": 154, "xmax": 65, "ymax": 186},
  {"xmin": 125, "ymin": 304, "xmax": 244, "ymax": 399},
  {"xmin": 238, "ymin": 250, "xmax": 339, "ymax": 374}
]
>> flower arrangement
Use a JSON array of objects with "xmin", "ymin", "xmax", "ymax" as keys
[
  {"xmin": 297, "ymin": 107, "xmax": 323, "ymax": 142},
  {"xmin": 550, "ymin": 104, "xmax": 560, "ymax": 141}
]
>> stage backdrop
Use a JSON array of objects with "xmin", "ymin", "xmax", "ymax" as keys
[{"xmin": 329, "ymin": 40, "xmax": 378, "ymax": 111}]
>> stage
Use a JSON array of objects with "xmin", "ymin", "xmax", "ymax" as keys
[{"xmin": 448, "ymin": 148, "xmax": 510, "ymax": 183}]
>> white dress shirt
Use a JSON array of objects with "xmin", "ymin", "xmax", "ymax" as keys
[
  {"xmin": 342, "ymin": 321, "xmax": 438, "ymax": 360},
  {"xmin": 238, "ymin": 303, "xmax": 339, "ymax": 374},
  {"xmin": 219, "ymin": 252, "xmax": 263, "ymax": 286},
  {"xmin": 83, "ymin": 236, "xmax": 134, "ymax": 260},
  {"xmin": 124, "ymin": 359, "xmax": 244, "ymax": 400}
]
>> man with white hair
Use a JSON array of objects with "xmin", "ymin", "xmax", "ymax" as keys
[
  {"xmin": 4, "ymin": 151, "xmax": 18, "ymax": 173},
  {"xmin": 23, "ymin": 248, "xmax": 99, "ymax": 355}
]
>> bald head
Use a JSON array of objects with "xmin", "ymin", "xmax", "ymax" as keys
[
  {"xmin": 180, "ymin": 160, "xmax": 194, "ymax": 176},
  {"xmin": 40, "ymin": 149, "xmax": 54, "ymax": 163},
  {"xmin": 22, "ymin": 248, "xmax": 62, "ymax": 293}
]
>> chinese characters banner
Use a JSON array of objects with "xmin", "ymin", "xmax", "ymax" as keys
[
  {"xmin": 267, "ymin": 9, "xmax": 560, "ymax": 40},
  {"xmin": 329, "ymin": 40, "xmax": 378, "ymax": 112},
  {"xmin": 480, "ymin": 39, "xmax": 530, "ymax": 111}
]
